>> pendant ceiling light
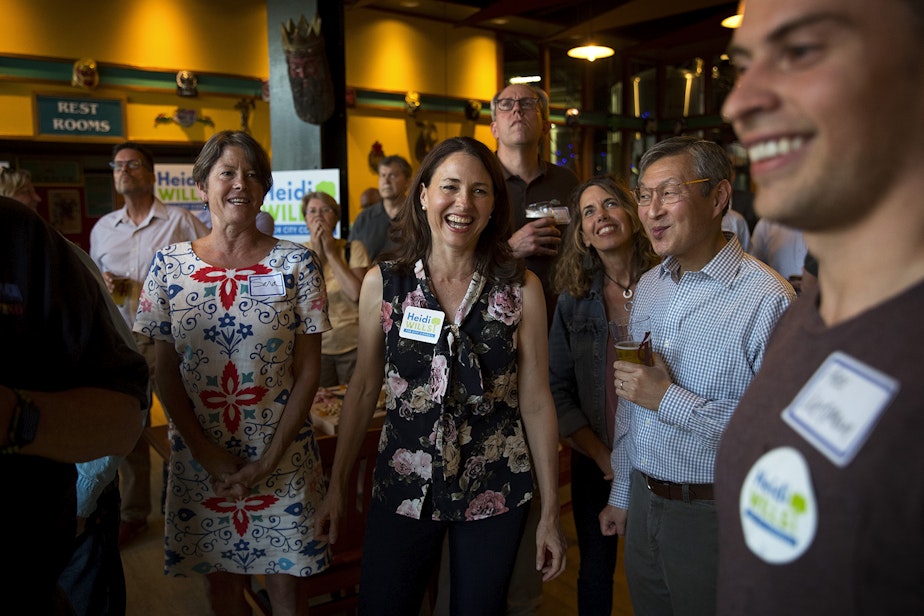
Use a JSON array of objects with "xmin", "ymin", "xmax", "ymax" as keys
[
  {"xmin": 567, "ymin": 43, "xmax": 614, "ymax": 62},
  {"xmin": 567, "ymin": 1, "xmax": 615, "ymax": 62},
  {"xmin": 721, "ymin": 0, "xmax": 746, "ymax": 28}
]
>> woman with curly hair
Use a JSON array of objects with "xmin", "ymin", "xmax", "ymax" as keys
[{"xmin": 549, "ymin": 176, "xmax": 659, "ymax": 615}]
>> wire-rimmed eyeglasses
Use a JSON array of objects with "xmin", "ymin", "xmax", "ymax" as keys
[
  {"xmin": 495, "ymin": 97, "xmax": 540, "ymax": 112},
  {"xmin": 635, "ymin": 178, "xmax": 712, "ymax": 206},
  {"xmin": 109, "ymin": 160, "xmax": 145, "ymax": 171}
]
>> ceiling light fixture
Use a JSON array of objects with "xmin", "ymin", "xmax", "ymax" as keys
[
  {"xmin": 509, "ymin": 75, "xmax": 541, "ymax": 84},
  {"xmin": 567, "ymin": 44, "xmax": 614, "ymax": 62},
  {"xmin": 721, "ymin": 0, "xmax": 745, "ymax": 28}
]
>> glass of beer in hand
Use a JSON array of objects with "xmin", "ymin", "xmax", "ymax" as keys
[
  {"xmin": 609, "ymin": 315, "xmax": 653, "ymax": 366},
  {"xmin": 107, "ymin": 272, "xmax": 138, "ymax": 308},
  {"xmin": 110, "ymin": 275, "xmax": 132, "ymax": 306}
]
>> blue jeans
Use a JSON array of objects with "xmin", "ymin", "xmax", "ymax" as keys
[
  {"xmin": 58, "ymin": 480, "xmax": 126, "ymax": 616},
  {"xmin": 571, "ymin": 449, "xmax": 620, "ymax": 616}
]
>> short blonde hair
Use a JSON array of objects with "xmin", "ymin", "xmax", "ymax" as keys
[
  {"xmin": 0, "ymin": 168, "xmax": 33, "ymax": 198},
  {"xmin": 300, "ymin": 191, "xmax": 340, "ymax": 221}
]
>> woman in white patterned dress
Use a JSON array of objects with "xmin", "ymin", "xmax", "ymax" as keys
[{"xmin": 134, "ymin": 131, "xmax": 330, "ymax": 615}]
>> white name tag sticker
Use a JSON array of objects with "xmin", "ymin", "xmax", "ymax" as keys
[
  {"xmin": 781, "ymin": 351, "xmax": 899, "ymax": 467},
  {"xmin": 399, "ymin": 306, "xmax": 445, "ymax": 344},
  {"xmin": 248, "ymin": 273, "xmax": 286, "ymax": 297}
]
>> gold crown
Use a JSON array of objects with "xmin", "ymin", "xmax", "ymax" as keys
[{"xmin": 281, "ymin": 14, "xmax": 322, "ymax": 53}]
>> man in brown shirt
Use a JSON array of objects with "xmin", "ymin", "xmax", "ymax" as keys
[{"xmin": 716, "ymin": 0, "xmax": 924, "ymax": 612}]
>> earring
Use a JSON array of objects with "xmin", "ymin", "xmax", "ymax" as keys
[{"xmin": 421, "ymin": 204, "xmax": 428, "ymax": 211}]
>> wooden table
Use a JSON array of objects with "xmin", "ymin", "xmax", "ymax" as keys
[{"xmin": 309, "ymin": 383, "xmax": 387, "ymax": 435}]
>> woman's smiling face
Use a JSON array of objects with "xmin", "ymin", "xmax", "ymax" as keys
[
  {"xmin": 197, "ymin": 145, "xmax": 266, "ymax": 226},
  {"xmin": 419, "ymin": 151, "xmax": 495, "ymax": 253},
  {"xmin": 579, "ymin": 184, "xmax": 635, "ymax": 254}
]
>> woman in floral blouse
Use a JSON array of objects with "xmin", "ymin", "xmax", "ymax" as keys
[{"xmin": 316, "ymin": 136, "xmax": 566, "ymax": 614}]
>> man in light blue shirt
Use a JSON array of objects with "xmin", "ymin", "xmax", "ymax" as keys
[
  {"xmin": 599, "ymin": 137, "xmax": 795, "ymax": 616},
  {"xmin": 90, "ymin": 142, "xmax": 207, "ymax": 547}
]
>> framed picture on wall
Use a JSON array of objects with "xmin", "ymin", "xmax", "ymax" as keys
[
  {"xmin": 85, "ymin": 173, "xmax": 116, "ymax": 217},
  {"xmin": 18, "ymin": 158, "xmax": 83, "ymax": 185},
  {"xmin": 48, "ymin": 188, "xmax": 82, "ymax": 233}
]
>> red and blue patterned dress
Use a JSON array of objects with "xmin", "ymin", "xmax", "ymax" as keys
[{"xmin": 134, "ymin": 240, "xmax": 331, "ymax": 577}]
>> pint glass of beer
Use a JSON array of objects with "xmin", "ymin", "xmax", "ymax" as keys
[
  {"xmin": 609, "ymin": 316, "xmax": 653, "ymax": 366},
  {"xmin": 110, "ymin": 275, "xmax": 133, "ymax": 306}
]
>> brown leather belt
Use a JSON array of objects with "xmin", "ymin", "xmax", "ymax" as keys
[{"xmin": 642, "ymin": 472, "xmax": 714, "ymax": 501}]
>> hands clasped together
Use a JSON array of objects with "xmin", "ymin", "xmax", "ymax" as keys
[
  {"xmin": 199, "ymin": 442, "xmax": 272, "ymax": 500},
  {"xmin": 309, "ymin": 216, "xmax": 337, "ymax": 260}
]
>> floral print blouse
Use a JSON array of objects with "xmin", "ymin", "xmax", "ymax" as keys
[{"xmin": 374, "ymin": 260, "xmax": 534, "ymax": 522}]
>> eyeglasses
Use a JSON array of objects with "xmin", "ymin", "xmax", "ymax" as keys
[
  {"xmin": 495, "ymin": 97, "xmax": 540, "ymax": 112},
  {"xmin": 635, "ymin": 178, "xmax": 712, "ymax": 206},
  {"xmin": 109, "ymin": 160, "xmax": 145, "ymax": 171}
]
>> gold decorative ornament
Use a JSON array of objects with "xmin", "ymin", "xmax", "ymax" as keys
[
  {"xmin": 72, "ymin": 58, "xmax": 99, "ymax": 89},
  {"xmin": 281, "ymin": 13, "xmax": 335, "ymax": 124}
]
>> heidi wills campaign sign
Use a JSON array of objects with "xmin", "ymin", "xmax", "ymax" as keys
[{"xmin": 155, "ymin": 165, "xmax": 340, "ymax": 244}]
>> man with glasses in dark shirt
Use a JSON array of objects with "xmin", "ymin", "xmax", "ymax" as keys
[
  {"xmin": 494, "ymin": 84, "xmax": 578, "ymax": 615},
  {"xmin": 490, "ymin": 84, "xmax": 579, "ymax": 328}
]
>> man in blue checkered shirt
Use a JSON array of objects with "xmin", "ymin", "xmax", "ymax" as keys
[{"xmin": 599, "ymin": 136, "xmax": 795, "ymax": 615}]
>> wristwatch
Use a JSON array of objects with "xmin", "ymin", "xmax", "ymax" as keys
[{"xmin": 3, "ymin": 388, "xmax": 40, "ymax": 454}]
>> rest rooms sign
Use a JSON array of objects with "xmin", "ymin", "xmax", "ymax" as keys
[{"xmin": 35, "ymin": 95, "xmax": 125, "ymax": 138}]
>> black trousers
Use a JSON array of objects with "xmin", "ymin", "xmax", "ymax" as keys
[{"xmin": 358, "ymin": 498, "xmax": 529, "ymax": 616}]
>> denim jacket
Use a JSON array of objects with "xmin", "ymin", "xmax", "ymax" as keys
[{"xmin": 549, "ymin": 273, "xmax": 610, "ymax": 444}]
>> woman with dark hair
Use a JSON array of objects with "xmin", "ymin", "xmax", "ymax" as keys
[
  {"xmin": 134, "ymin": 131, "xmax": 330, "ymax": 615},
  {"xmin": 316, "ymin": 136, "xmax": 566, "ymax": 614},
  {"xmin": 548, "ymin": 176, "xmax": 659, "ymax": 615}
]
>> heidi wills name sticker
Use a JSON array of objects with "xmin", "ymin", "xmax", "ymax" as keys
[{"xmin": 399, "ymin": 306, "xmax": 445, "ymax": 344}]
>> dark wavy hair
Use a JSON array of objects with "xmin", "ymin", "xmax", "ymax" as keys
[
  {"xmin": 192, "ymin": 131, "xmax": 273, "ymax": 197},
  {"xmin": 552, "ymin": 176, "xmax": 659, "ymax": 298},
  {"xmin": 384, "ymin": 136, "xmax": 523, "ymax": 285}
]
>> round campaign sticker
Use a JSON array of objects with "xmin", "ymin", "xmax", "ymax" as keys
[{"xmin": 739, "ymin": 446, "xmax": 817, "ymax": 564}]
